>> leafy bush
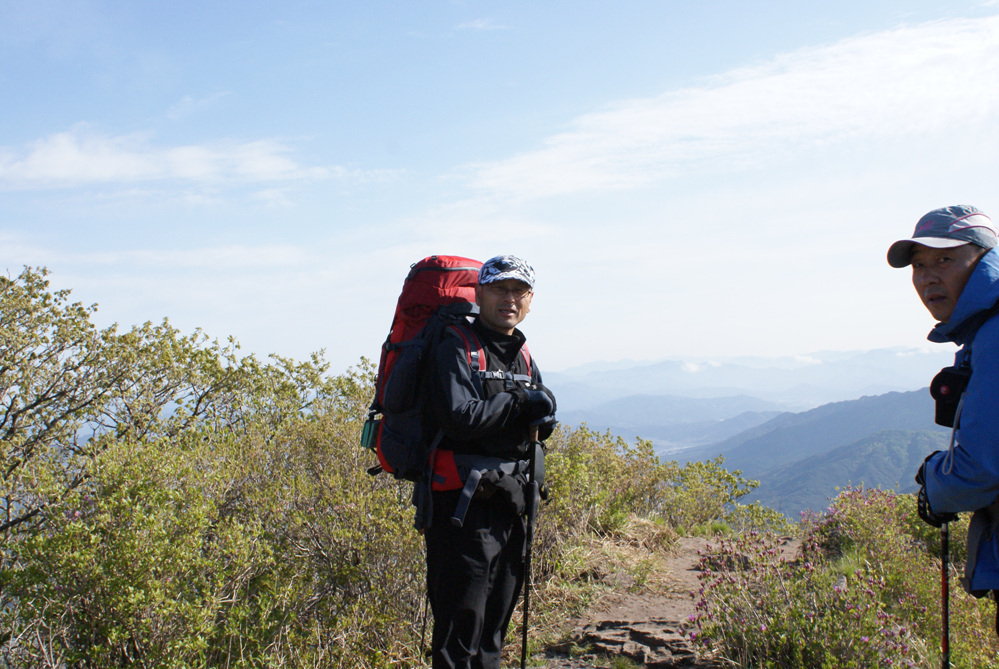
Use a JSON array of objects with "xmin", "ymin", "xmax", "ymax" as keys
[
  {"xmin": 539, "ymin": 427, "xmax": 788, "ymax": 548},
  {"xmin": 1, "ymin": 365, "xmax": 430, "ymax": 668},
  {"xmin": 653, "ymin": 455, "xmax": 792, "ymax": 536},
  {"xmin": 1, "ymin": 267, "xmax": 432, "ymax": 667},
  {"xmin": 540, "ymin": 427, "xmax": 668, "ymax": 541},
  {"xmin": 692, "ymin": 486, "xmax": 999, "ymax": 668}
]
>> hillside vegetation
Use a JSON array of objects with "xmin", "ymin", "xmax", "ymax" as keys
[
  {"xmin": 746, "ymin": 429, "xmax": 947, "ymax": 516},
  {"xmin": 3, "ymin": 266, "xmax": 998, "ymax": 668}
]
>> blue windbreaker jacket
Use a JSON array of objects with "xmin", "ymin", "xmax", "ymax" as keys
[{"xmin": 923, "ymin": 248, "xmax": 999, "ymax": 593}]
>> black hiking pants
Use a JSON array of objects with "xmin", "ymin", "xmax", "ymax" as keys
[{"xmin": 425, "ymin": 489, "xmax": 527, "ymax": 669}]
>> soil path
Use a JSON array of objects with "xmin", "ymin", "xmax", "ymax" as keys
[{"xmin": 537, "ymin": 536, "xmax": 725, "ymax": 668}]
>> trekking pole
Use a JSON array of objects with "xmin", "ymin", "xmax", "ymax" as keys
[
  {"xmin": 521, "ymin": 428, "xmax": 540, "ymax": 669},
  {"xmin": 942, "ymin": 520, "xmax": 951, "ymax": 669}
]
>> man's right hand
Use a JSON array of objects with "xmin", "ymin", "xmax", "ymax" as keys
[
  {"xmin": 522, "ymin": 389, "xmax": 554, "ymax": 422},
  {"xmin": 514, "ymin": 385, "xmax": 556, "ymax": 424}
]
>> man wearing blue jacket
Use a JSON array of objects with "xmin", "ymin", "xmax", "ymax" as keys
[{"xmin": 887, "ymin": 205, "xmax": 999, "ymax": 601}]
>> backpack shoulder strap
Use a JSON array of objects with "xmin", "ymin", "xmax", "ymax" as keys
[
  {"xmin": 445, "ymin": 322, "xmax": 532, "ymax": 388},
  {"xmin": 446, "ymin": 321, "xmax": 485, "ymax": 373}
]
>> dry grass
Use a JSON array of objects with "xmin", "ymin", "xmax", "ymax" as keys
[{"xmin": 510, "ymin": 514, "xmax": 681, "ymax": 655}]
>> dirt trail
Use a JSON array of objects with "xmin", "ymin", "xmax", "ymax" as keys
[
  {"xmin": 536, "ymin": 535, "xmax": 800, "ymax": 668},
  {"xmin": 537, "ymin": 536, "xmax": 725, "ymax": 668}
]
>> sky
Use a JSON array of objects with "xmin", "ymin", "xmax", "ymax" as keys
[{"xmin": 2, "ymin": 0, "xmax": 998, "ymax": 374}]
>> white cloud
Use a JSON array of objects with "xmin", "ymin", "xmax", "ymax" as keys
[
  {"xmin": 793, "ymin": 356, "xmax": 823, "ymax": 366},
  {"xmin": 166, "ymin": 92, "xmax": 230, "ymax": 121},
  {"xmin": 456, "ymin": 18, "xmax": 507, "ymax": 31},
  {"xmin": 75, "ymin": 244, "xmax": 312, "ymax": 270},
  {"xmin": 0, "ymin": 234, "xmax": 312, "ymax": 274},
  {"xmin": 0, "ymin": 125, "xmax": 343, "ymax": 189},
  {"xmin": 466, "ymin": 15, "xmax": 999, "ymax": 200}
]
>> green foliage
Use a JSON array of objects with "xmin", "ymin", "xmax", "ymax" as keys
[
  {"xmin": 1, "ymin": 367, "xmax": 428, "ymax": 667},
  {"xmin": 540, "ymin": 427, "xmax": 788, "ymax": 547},
  {"xmin": 652, "ymin": 455, "xmax": 792, "ymax": 536},
  {"xmin": 1, "ymin": 266, "xmax": 324, "ymax": 542},
  {"xmin": 692, "ymin": 487, "xmax": 999, "ymax": 668},
  {"xmin": 1, "ymin": 266, "xmax": 119, "ymax": 536},
  {"xmin": 1, "ymin": 266, "xmax": 894, "ymax": 668},
  {"xmin": 0, "ymin": 268, "xmax": 428, "ymax": 667},
  {"xmin": 541, "ymin": 426, "xmax": 668, "ymax": 540}
]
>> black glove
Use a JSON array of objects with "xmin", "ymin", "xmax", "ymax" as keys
[
  {"xmin": 512, "ymin": 385, "xmax": 556, "ymax": 424},
  {"xmin": 535, "ymin": 383, "xmax": 557, "ymax": 414},
  {"xmin": 478, "ymin": 469, "xmax": 527, "ymax": 516},
  {"xmin": 917, "ymin": 485, "xmax": 957, "ymax": 528},
  {"xmin": 914, "ymin": 451, "xmax": 942, "ymax": 486}
]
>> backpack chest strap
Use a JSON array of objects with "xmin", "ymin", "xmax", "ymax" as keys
[{"xmin": 477, "ymin": 369, "xmax": 533, "ymax": 388}]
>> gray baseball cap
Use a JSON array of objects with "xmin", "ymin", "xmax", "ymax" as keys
[
  {"xmin": 887, "ymin": 205, "xmax": 997, "ymax": 268},
  {"xmin": 478, "ymin": 255, "xmax": 535, "ymax": 288}
]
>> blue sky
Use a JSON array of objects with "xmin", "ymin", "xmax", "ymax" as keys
[{"xmin": 2, "ymin": 1, "xmax": 998, "ymax": 373}]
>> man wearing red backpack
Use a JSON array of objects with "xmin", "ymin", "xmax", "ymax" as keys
[{"xmin": 423, "ymin": 254, "xmax": 557, "ymax": 669}]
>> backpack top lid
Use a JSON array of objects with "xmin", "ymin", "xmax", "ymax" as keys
[{"xmin": 389, "ymin": 255, "xmax": 483, "ymax": 345}]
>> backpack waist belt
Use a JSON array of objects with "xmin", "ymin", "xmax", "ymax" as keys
[{"xmin": 449, "ymin": 454, "xmax": 530, "ymax": 528}]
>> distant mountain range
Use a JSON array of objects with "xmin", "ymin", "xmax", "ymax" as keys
[
  {"xmin": 678, "ymin": 389, "xmax": 943, "ymax": 476},
  {"xmin": 546, "ymin": 348, "xmax": 955, "ymax": 518},
  {"xmin": 547, "ymin": 347, "xmax": 954, "ymax": 411},
  {"xmin": 680, "ymin": 390, "xmax": 948, "ymax": 517},
  {"xmin": 557, "ymin": 394, "xmax": 784, "ymax": 453}
]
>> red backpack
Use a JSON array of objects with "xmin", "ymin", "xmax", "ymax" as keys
[{"xmin": 362, "ymin": 255, "xmax": 483, "ymax": 482}]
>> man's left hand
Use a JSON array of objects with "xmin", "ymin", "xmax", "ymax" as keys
[{"xmin": 917, "ymin": 485, "xmax": 958, "ymax": 528}]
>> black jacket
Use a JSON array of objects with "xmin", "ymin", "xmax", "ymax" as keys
[{"xmin": 430, "ymin": 317, "xmax": 552, "ymax": 461}]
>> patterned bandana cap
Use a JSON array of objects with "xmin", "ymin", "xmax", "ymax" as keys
[
  {"xmin": 887, "ymin": 205, "xmax": 998, "ymax": 268},
  {"xmin": 478, "ymin": 255, "xmax": 535, "ymax": 288}
]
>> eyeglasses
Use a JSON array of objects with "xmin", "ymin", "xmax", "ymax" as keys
[{"xmin": 483, "ymin": 284, "xmax": 532, "ymax": 299}]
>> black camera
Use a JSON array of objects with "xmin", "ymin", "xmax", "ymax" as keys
[{"xmin": 930, "ymin": 366, "xmax": 971, "ymax": 428}]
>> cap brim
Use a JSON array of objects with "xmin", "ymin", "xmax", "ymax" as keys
[
  {"xmin": 887, "ymin": 237, "xmax": 969, "ymax": 268},
  {"xmin": 479, "ymin": 272, "xmax": 534, "ymax": 288}
]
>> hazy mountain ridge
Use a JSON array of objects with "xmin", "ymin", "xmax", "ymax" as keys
[
  {"xmin": 547, "ymin": 347, "xmax": 955, "ymax": 518},
  {"xmin": 557, "ymin": 393, "xmax": 785, "ymax": 452},
  {"xmin": 744, "ymin": 430, "xmax": 947, "ymax": 517},
  {"xmin": 679, "ymin": 389, "xmax": 944, "ymax": 477},
  {"xmin": 547, "ymin": 347, "xmax": 955, "ymax": 410},
  {"xmin": 680, "ymin": 390, "xmax": 949, "ymax": 517}
]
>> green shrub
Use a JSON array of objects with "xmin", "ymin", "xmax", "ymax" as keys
[
  {"xmin": 1, "ymin": 389, "xmax": 429, "ymax": 667},
  {"xmin": 0, "ymin": 269, "xmax": 429, "ymax": 668}
]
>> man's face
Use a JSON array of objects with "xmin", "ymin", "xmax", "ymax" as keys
[
  {"xmin": 910, "ymin": 244, "xmax": 983, "ymax": 323},
  {"xmin": 475, "ymin": 279, "xmax": 533, "ymax": 335}
]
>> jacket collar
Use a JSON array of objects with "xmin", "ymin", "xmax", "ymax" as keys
[{"xmin": 929, "ymin": 248, "xmax": 999, "ymax": 345}]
